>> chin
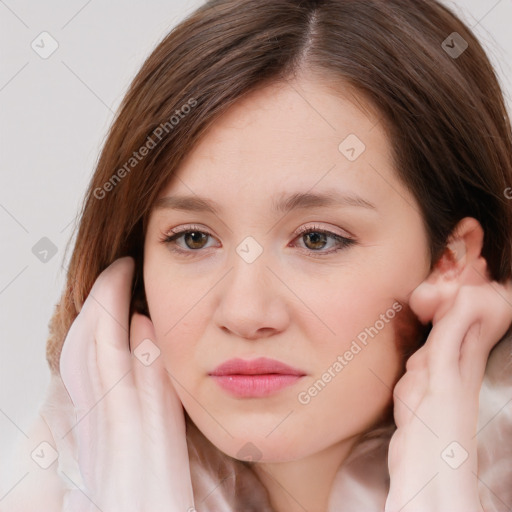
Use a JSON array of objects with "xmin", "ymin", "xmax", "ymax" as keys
[
  {"xmin": 228, "ymin": 438, "xmax": 306, "ymax": 464},
  {"xmin": 189, "ymin": 417, "xmax": 303, "ymax": 463}
]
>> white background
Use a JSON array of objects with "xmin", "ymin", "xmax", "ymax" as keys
[{"xmin": 1, "ymin": 0, "xmax": 511, "ymax": 499}]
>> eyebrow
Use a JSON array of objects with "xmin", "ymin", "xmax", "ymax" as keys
[{"xmin": 153, "ymin": 191, "xmax": 377, "ymax": 215}]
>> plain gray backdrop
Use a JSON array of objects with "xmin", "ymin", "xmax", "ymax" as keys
[{"xmin": 1, "ymin": 0, "xmax": 511, "ymax": 499}]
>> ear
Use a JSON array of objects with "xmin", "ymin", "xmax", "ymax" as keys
[{"xmin": 409, "ymin": 217, "xmax": 488, "ymax": 324}]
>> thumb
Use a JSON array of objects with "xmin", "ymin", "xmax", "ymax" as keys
[
  {"xmin": 410, "ymin": 217, "xmax": 490, "ymax": 325},
  {"xmin": 409, "ymin": 245, "xmax": 462, "ymax": 324},
  {"xmin": 410, "ymin": 251, "xmax": 490, "ymax": 325},
  {"xmin": 129, "ymin": 311, "xmax": 159, "ymax": 363}
]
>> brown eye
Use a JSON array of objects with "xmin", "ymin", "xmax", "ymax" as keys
[
  {"xmin": 161, "ymin": 227, "xmax": 218, "ymax": 256},
  {"xmin": 182, "ymin": 231, "xmax": 209, "ymax": 249},
  {"xmin": 303, "ymin": 231, "xmax": 328, "ymax": 250},
  {"xmin": 292, "ymin": 226, "xmax": 356, "ymax": 256}
]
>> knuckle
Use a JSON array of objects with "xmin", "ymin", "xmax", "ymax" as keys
[{"xmin": 405, "ymin": 347, "xmax": 426, "ymax": 372}]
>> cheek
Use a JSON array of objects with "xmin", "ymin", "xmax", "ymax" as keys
[
  {"xmin": 289, "ymin": 329, "xmax": 402, "ymax": 451},
  {"xmin": 290, "ymin": 268, "xmax": 404, "ymax": 349},
  {"xmin": 143, "ymin": 261, "xmax": 206, "ymax": 366},
  {"xmin": 292, "ymin": 281, "xmax": 420, "ymax": 432},
  {"xmin": 316, "ymin": 300, "xmax": 425, "ymax": 435},
  {"xmin": 304, "ymin": 250, "xmax": 428, "ymax": 358}
]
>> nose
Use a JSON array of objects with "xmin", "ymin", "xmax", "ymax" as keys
[{"xmin": 213, "ymin": 250, "xmax": 290, "ymax": 340}]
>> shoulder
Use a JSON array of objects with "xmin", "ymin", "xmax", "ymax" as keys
[{"xmin": 1, "ymin": 373, "xmax": 80, "ymax": 511}]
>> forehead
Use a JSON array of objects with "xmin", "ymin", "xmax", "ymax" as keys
[{"xmin": 156, "ymin": 77, "xmax": 411, "ymax": 214}]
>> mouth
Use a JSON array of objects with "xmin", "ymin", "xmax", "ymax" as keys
[{"xmin": 209, "ymin": 357, "xmax": 306, "ymax": 398}]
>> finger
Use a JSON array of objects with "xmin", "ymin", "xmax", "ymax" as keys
[
  {"xmin": 424, "ymin": 282, "xmax": 508, "ymax": 379},
  {"xmin": 92, "ymin": 257, "xmax": 136, "ymax": 387},
  {"xmin": 130, "ymin": 313, "xmax": 185, "ymax": 436},
  {"xmin": 408, "ymin": 252, "xmax": 489, "ymax": 326},
  {"xmin": 93, "ymin": 257, "xmax": 140, "ymax": 470},
  {"xmin": 61, "ymin": 256, "xmax": 136, "ymax": 407},
  {"xmin": 88, "ymin": 256, "xmax": 138, "ymax": 453},
  {"xmin": 130, "ymin": 313, "xmax": 195, "ymax": 507},
  {"xmin": 60, "ymin": 256, "xmax": 138, "ymax": 495},
  {"xmin": 459, "ymin": 321, "xmax": 486, "ymax": 388},
  {"xmin": 460, "ymin": 280, "xmax": 512, "ymax": 381},
  {"xmin": 90, "ymin": 258, "xmax": 141, "ymax": 454},
  {"xmin": 59, "ymin": 310, "xmax": 102, "ymax": 493},
  {"xmin": 392, "ymin": 368, "xmax": 427, "ymax": 427},
  {"xmin": 421, "ymin": 287, "xmax": 479, "ymax": 377},
  {"xmin": 409, "ymin": 280, "xmax": 445, "ymax": 325},
  {"xmin": 478, "ymin": 279, "xmax": 512, "ymax": 346}
]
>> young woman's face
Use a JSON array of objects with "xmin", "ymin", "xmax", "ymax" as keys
[{"xmin": 143, "ymin": 76, "xmax": 431, "ymax": 463}]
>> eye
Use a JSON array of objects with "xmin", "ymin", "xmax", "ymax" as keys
[
  {"xmin": 159, "ymin": 223, "xmax": 356, "ymax": 258},
  {"xmin": 160, "ymin": 224, "xmax": 219, "ymax": 256},
  {"xmin": 291, "ymin": 224, "xmax": 356, "ymax": 256}
]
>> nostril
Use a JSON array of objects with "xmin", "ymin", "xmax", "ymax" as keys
[{"xmin": 256, "ymin": 327, "xmax": 275, "ymax": 338}]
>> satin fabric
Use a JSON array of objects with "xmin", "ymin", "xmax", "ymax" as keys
[{"xmin": 11, "ymin": 327, "xmax": 512, "ymax": 511}]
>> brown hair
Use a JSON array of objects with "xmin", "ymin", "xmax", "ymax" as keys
[{"xmin": 46, "ymin": 0, "xmax": 512, "ymax": 507}]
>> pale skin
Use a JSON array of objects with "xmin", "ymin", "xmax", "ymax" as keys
[
  {"xmin": 144, "ymin": 75, "xmax": 511, "ymax": 509},
  {"xmin": 37, "ymin": 76, "xmax": 512, "ymax": 511},
  {"xmin": 143, "ymin": 76, "xmax": 427, "ymax": 511},
  {"xmin": 387, "ymin": 217, "xmax": 512, "ymax": 512}
]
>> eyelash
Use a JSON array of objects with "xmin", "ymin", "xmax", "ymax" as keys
[{"xmin": 159, "ymin": 223, "xmax": 356, "ymax": 258}]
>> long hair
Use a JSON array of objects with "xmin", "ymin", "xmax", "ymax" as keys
[{"xmin": 46, "ymin": 0, "xmax": 512, "ymax": 509}]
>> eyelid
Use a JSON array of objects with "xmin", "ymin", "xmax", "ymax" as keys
[
  {"xmin": 163, "ymin": 223, "xmax": 221, "ymax": 243},
  {"xmin": 293, "ymin": 222, "xmax": 353, "ymax": 239},
  {"xmin": 163, "ymin": 222, "xmax": 352, "ymax": 241},
  {"xmin": 166, "ymin": 223, "xmax": 212, "ymax": 235}
]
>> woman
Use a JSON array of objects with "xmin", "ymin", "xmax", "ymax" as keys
[{"xmin": 5, "ymin": 0, "xmax": 512, "ymax": 510}]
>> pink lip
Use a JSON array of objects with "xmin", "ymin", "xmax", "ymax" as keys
[{"xmin": 209, "ymin": 357, "xmax": 306, "ymax": 398}]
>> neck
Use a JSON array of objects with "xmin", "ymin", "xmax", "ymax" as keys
[{"xmin": 252, "ymin": 436, "xmax": 360, "ymax": 512}]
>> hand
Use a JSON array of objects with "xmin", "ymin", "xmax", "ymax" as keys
[
  {"xmin": 59, "ymin": 256, "xmax": 195, "ymax": 512},
  {"xmin": 386, "ymin": 250, "xmax": 512, "ymax": 512}
]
